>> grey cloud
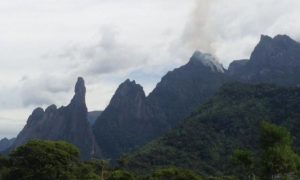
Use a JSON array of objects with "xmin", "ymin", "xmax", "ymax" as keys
[
  {"xmin": 180, "ymin": 0, "xmax": 216, "ymax": 54},
  {"xmin": 0, "ymin": 87, "xmax": 22, "ymax": 109},
  {"xmin": 58, "ymin": 27, "xmax": 149, "ymax": 76},
  {"xmin": 179, "ymin": 0, "xmax": 300, "ymax": 66},
  {"xmin": 0, "ymin": 120, "xmax": 23, "ymax": 138},
  {"xmin": 20, "ymin": 75, "xmax": 74, "ymax": 107}
]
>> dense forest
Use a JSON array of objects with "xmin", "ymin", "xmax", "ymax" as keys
[
  {"xmin": 1, "ymin": 120, "xmax": 299, "ymax": 179},
  {"xmin": 125, "ymin": 83, "xmax": 300, "ymax": 178}
]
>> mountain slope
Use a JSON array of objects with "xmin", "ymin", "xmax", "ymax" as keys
[
  {"xmin": 93, "ymin": 52, "xmax": 229, "ymax": 159},
  {"xmin": 0, "ymin": 138, "xmax": 15, "ymax": 152},
  {"xmin": 93, "ymin": 80, "xmax": 167, "ymax": 158},
  {"xmin": 12, "ymin": 77, "xmax": 100, "ymax": 159},
  {"xmin": 148, "ymin": 51, "xmax": 229, "ymax": 127},
  {"xmin": 87, "ymin": 111, "xmax": 102, "ymax": 125},
  {"xmin": 228, "ymin": 35, "xmax": 300, "ymax": 86},
  {"xmin": 127, "ymin": 83, "xmax": 300, "ymax": 176}
]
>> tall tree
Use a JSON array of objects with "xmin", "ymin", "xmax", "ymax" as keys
[
  {"xmin": 231, "ymin": 149, "xmax": 255, "ymax": 180},
  {"xmin": 260, "ymin": 122, "xmax": 300, "ymax": 179}
]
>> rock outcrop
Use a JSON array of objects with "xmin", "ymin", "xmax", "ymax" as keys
[
  {"xmin": 93, "ymin": 79, "xmax": 166, "ymax": 158},
  {"xmin": 228, "ymin": 35, "xmax": 300, "ymax": 86},
  {"xmin": 12, "ymin": 77, "xmax": 100, "ymax": 159},
  {"xmin": 148, "ymin": 51, "xmax": 229, "ymax": 127}
]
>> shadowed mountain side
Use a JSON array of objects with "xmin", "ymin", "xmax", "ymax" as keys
[
  {"xmin": 93, "ymin": 51, "xmax": 230, "ymax": 159},
  {"xmin": 0, "ymin": 137, "xmax": 15, "ymax": 152},
  {"xmin": 228, "ymin": 34, "xmax": 300, "ymax": 86},
  {"xmin": 11, "ymin": 77, "xmax": 101, "ymax": 160},
  {"xmin": 93, "ymin": 79, "xmax": 168, "ymax": 158},
  {"xmin": 88, "ymin": 111, "xmax": 102, "ymax": 125}
]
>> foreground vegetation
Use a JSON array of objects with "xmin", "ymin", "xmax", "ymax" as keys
[
  {"xmin": 0, "ymin": 140, "xmax": 203, "ymax": 180},
  {"xmin": 1, "ymin": 121, "xmax": 300, "ymax": 179},
  {"xmin": 231, "ymin": 122, "xmax": 300, "ymax": 179}
]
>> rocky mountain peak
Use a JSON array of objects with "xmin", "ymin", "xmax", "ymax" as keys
[
  {"xmin": 109, "ymin": 79, "xmax": 146, "ymax": 108},
  {"xmin": 228, "ymin": 34, "xmax": 300, "ymax": 86},
  {"xmin": 258, "ymin": 34, "xmax": 298, "ymax": 47},
  {"xmin": 31, "ymin": 107, "xmax": 45, "ymax": 117},
  {"xmin": 259, "ymin": 34, "xmax": 273, "ymax": 42},
  {"xmin": 250, "ymin": 34, "xmax": 300, "ymax": 65},
  {"xmin": 117, "ymin": 79, "xmax": 144, "ymax": 97},
  {"xmin": 12, "ymin": 77, "xmax": 100, "ymax": 159},
  {"xmin": 75, "ymin": 77, "xmax": 86, "ymax": 95},
  {"xmin": 27, "ymin": 107, "xmax": 45, "ymax": 125},
  {"xmin": 189, "ymin": 50, "xmax": 225, "ymax": 73},
  {"xmin": 70, "ymin": 77, "xmax": 86, "ymax": 106},
  {"xmin": 45, "ymin": 104, "xmax": 57, "ymax": 113}
]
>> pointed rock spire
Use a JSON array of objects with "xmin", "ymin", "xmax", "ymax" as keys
[
  {"xmin": 75, "ymin": 77, "xmax": 86, "ymax": 96},
  {"xmin": 12, "ymin": 77, "xmax": 101, "ymax": 159},
  {"xmin": 109, "ymin": 79, "xmax": 145, "ymax": 108},
  {"xmin": 70, "ymin": 77, "xmax": 86, "ymax": 106}
]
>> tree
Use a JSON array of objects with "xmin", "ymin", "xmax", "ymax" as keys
[
  {"xmin": 97, "ymin": 159, "xmax": 109, "ymax": 180},
  {"xmin": 232, "ymin": 122, "xmax": 300, "ymax": 179},
  {"xmin": 107, "ymin": 170, "xmax": 136, "ymax": 180},
  {"xmin": 230, "ymin": 149, "xmax": 255, "ymax": 180},
  {"xmin": 0, "ymin": 155, "xmax": 10, "ymax": 179},
  {"xmin": 150, "ymin": 167, "xmax": 202, "ymax": 180},
  {"xmin": 5, "ymin": 140, "xmax": 80, "ymax": 180},
  {"xmin": 260, "ymin": 122, "xmax": 300, "ymax": 179}
]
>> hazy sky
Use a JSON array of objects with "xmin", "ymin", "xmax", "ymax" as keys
[{"xmin": 1, "ymin": 0, "xmax": 300, "ymax": 138}]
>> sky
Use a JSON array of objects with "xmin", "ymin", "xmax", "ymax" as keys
[{"xmin": 1, "ymin": 0, "xmax": 300, "ymax": 138}]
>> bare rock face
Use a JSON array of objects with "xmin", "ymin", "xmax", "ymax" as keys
[
  {"xmin": 12, "ymin": 77, "xmax": 101, "ymax": 159},
  {"xmin": 93, "ymin": 79, "xmax": 165, "ymax": 158},
  {"xmin": 147, "ymin": 51, "xmax": 229, "ymax": 127},
  {"xmin": 227, "ymin": 59, "xmax": 248, "ymax": 76},
  {"xmin": 228, "ymin": 35, "xmax": 300, "ymax": 86}
]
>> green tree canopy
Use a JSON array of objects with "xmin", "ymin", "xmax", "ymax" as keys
[
  {"xmin": 5, "ymin": 140, "xmax": 80, "ymax": 180},
  {"xmin": 232, "ymin": 122, "xmax": 300, "ymax": 179},
  {"xmin": 260, "ymin": 122, "xmax": 300, "ymax": 179},
  {"xmin": 231, "ymin": 149, "xmax": 254, "ymax": 179},
  {"xmin": 150, "ymin": 167, "xmax": 202, "ymax": 180}
]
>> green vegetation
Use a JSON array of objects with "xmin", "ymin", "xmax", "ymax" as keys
[
  {"xmin": 125, "ymin": 83, "xmax": 300, "ymax": 177},
  {"xmin": 231, "ymin": 122, "xmax": 300, "ymax": 179},
  {"xmin": 0, "ymin": 140, "xmax": 112, "ymax": 180},
  {"xmin": 0, "ymin": 140, "xmax": 201, "ymax": 179},
  {"xmin": 149, "ymin": 167, "xmax": 202, "ymax": 180},
  {"xmin": 260, "ymin": 122, "xmax": 300, "ymax": 179},
  {"xmin": 231, "ymin": 149, "xmax": 255, "ymax": 179}
]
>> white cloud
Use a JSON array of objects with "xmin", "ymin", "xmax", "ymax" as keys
[
  {"xmin": 179, "ymin": 0, "xmax": 300, "ymax": 66},
  {"xmin": 20, "ymin": 75, "xmax": 74, "ymax": 107},
  {"xmin": 1, "ymin": 0, "xmax": 300, "ymax": 138},
  {"xmin": 0, "ymin": 0, "xmax": 194, "ymax": 138}
]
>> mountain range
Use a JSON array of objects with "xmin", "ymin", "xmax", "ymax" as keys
[
  {"xmin": 93, "ymin": 51, "xmax": 229, "ymax": 158},
  {"xmin": 8, "ymin": 77, "xmax": 101, "ymax": 159},
  {"xmin": 1, "ymin": 34, "xmax": 300, "ymax": 166}
]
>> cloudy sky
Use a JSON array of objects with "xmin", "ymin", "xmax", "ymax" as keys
[{"xmin": 1, "ymin": 0, "xmax": 300, "ymax": 138}]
